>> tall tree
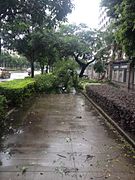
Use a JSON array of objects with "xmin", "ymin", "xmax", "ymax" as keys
[
  {"xmin": 101, "ymin": 0, "xmax": 135, "ymax": 88},
  {"xmin": 57, "ymin": 24, "xmax": 103, "ymax": 77},
  {"xmin": 101, "ymin": 0, "xmax": 123, "ymax": 19},
  {"xmin": 0, "ymin": 0, "xmax": 73, "ymax": 77},
  {"xmin": 15, "ymin": 29, "xmax": 59, "ymax": 77},
  {"xmin": 101, "ymin": 0, "xmax": 135, "ymax": 58}
]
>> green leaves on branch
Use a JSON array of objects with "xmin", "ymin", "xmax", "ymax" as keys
[
  {"xmin": 101, "ymin": 0, "xmax": 135, "ymax": 58},
  {"xmin": 1, "ymin": 0, "xmax": 73, "ymax": 50},
  {"xmin": 94, "ymin": 61, "xmax": 105, "ymax": 74}
]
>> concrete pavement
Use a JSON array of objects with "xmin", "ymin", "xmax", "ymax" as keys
[{"xmin": 0, "ymin": 94, "xmax": 135, "ymax": 179}]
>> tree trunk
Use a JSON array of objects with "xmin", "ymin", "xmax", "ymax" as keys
[
  {"xmin": 41, "ymin": 67, "xmax": 44, "ymax": 74},
  {"xmin": 31, "ymin": 61, "xmax": 34, "ymax": 78},
  {"xmin": 132, "ymin": 67, "xmax": 134, "ymax": 90},
  {"xmin": 128, "ymin": 63, "xmax": 131, "ymax": 90},
  {"xmin": 79, "ymin": 62, "xmax": 93, "ymax": 78},
  {"xmin": 40, "ymin": 62, "xmax": 44, "ymax": 74},
  {"xmin": 111, "ymin": 43, "xmax": 117, "ymax": 61},
  {"xmin": 74, "ymin": 54, "xmax": 95, "ymax": 78},
  {"xmin": 46, "ymin": 65, "xmax": 49, "ymax": 73},
  {"xmin": 131, "ymin": 58, "xmax": 135, "ymax": 90},
  {"xmin": 79, "ymin": 65, "xmax": 87, "ymax": 78}
]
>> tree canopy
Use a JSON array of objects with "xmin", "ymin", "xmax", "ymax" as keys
[
  {"xmin": 1, "ymin": 0, "xmax": 73, "ymax": 48},
  {"xmin": 56, "ymin": 24, "xmax": 104, "ymax": 77},
  {"xmin": 0, "ymin": 0, "xmax": 74, "ymax": 77},
  {"xmin": 101, "ymin": 0, "xmax": 135, "ymax": 59}
]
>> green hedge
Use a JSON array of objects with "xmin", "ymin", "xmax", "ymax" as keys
[
  {"xmin": 0, "ymin": 79, "xmax": 35, "ymax": 106},
  {"xmin": 34, "ymin": 73, "xmax": 58, "ymax": 93},
  {"xmin": 0, "ymin": 95, "xmax": 6, "ymax": 120}
]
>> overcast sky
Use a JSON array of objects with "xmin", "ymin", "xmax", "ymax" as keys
[{"xmin": 67, "ymin": 0, "xmax": 100, "ymax": 29}]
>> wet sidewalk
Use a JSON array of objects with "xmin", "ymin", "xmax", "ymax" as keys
[{"xmin": 0, "ymin": 94, "xmax": 135, "ymax": 180}]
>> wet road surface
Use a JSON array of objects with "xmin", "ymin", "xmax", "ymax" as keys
[
  {"xmin": 0, "ymin": 71, "xmax": 40, "ymax": 82},
  {"xmin": 0, "ymin": 94, "xmax": 135, "ymax": 180}
]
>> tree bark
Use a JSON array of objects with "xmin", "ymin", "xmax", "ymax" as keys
[
  {"xmin": 79, "ymin": 65, "xmax": 87, "ymax": 78},
  {"xmin": 73, "ymin": 54, "xmax": 95, "ymax": 78},
  {"xmin": 131, "ymin": 58, "xmax": 135, "ymax": 90},
  {"xmin": 128, "ymin": 63, "xmax": 131, "ymax": 90},
  {"xmin": 40, "ymin": 64, "xmax": 44, "ymax": 74},
  {"xmin": 46, "ymin": 65, "xmax": 49, "ymax": 73},
  {"xmin": 30, "ymin": 61, "xmax": 34, "ymax": 78}
]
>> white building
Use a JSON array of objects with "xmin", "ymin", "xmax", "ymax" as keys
[{"xmin": 98, "ymin": 7, "xmax": 110, "ymax": 31}]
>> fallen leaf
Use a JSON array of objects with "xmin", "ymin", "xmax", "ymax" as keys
[
  {"xmin": 57, "ymin": 154, "xmax": 66, "ymax": 158},
  {"xmin": 66, "ymin": 137, "xmax": 71, "ymax": 142},
  {"xmin": 76, "ymin": 116, "xmax": 82, "ymax": 119},
  {"xmin": 21, "ymin": 167, "xmax": 28, "ymax": 175}
]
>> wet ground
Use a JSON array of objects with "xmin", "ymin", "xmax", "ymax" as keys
[
  {"xmin": 0, "ymin": 93, "xmax": 135, "ymax": 180},
  {"xmin": 0, "ymin": 71, "xmax": 40, "ymax": 82}
]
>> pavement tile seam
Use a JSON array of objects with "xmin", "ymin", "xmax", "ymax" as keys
[
  {"xmin": 68, "ymin": 129, "xmax": 78, "ymax": 180},
  {"xmin": 0, "ymin": 170, "xmax": 134, "ymax": 173}
]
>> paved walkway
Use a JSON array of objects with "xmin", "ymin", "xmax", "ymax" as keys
[{"xmin": 0, "ymin": 94, "xmax": 135, "ymax": 180}]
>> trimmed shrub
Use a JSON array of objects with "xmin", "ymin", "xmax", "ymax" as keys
[
  {"xmin": 86, "ymin": 84, "xmax": 135, "ymax": 132},
  {"xmin": 0, "ymin": 79, "xmax": 35, "ymax": 106},
  {"xmin": 34, "ymin": 73, "xmax": 58, "ymax": 93}
]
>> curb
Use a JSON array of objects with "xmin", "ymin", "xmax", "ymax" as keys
[{"xmin": 81, "ymin": 91, "xmax": 135, "ymax": 149}]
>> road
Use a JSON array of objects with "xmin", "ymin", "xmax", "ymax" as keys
[
  {"xmin": 0, "ymin": 71, "xmax": 40, "ymax": 82},
  {"xmin": 0, "ymin": 94, "xmax": 134, "ymax": 179}
]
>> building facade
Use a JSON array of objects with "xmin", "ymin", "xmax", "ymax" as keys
[
  {"xmin": 98, "ymin": 7, "xmax": 110, "ymax": 31},
  {"xmin": 110, "ymin": 61, "xmax": 135, "ymax": 90}
]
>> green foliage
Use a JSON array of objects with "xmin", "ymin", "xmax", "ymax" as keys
[
  {"xmin": 57, "ymin": 24, "xmax": 105, "ymax": 77},
  {"xmin": 0, "ymin": 79, "xmax": 35, "ymax": 106},
  {"xmin": 78, "ymin": 79, "xmax": 101, "ymax": 90},
  {"xmin": 1, "ymin": 0, "xmax": 73, "ymax": 76},
  {"xmin": 57, "ymin": 24, "xmax": 102, "ymax": 58},
  {"xmin": 101, "ymin": 0, "xmax": 122, "ymax": 19},
  {"xmin": 54, "ymin": 60, "xmax": 79, "ymax": 91},
  {"xmin": 101, "ymin": 0, "xmax": 135, "ymax": 58},
  {"xmin": 35, "ymin": 60, "xmax": 79, "ymax": 93},
  {"xmin": 115, "ymin": 0, "xmax": 135, "ymax": 58},
  {"xmin": 35, "ymin": 73, "xmax": 57, "ymax": 93},
  {"xmin": 1, "ymin": 0, "xmax": 73, "ymax": 50},
  {"xmin": 0, "ymin": 53, "xmax": 29, "ymax": 69},
  {"xmin": 0, "ymin": 0, "xmax": 73, "ymax": 25},
  {"xmin": 0, "ymin": 95, "xmax": 6, "ymax": 123},
  {"xmin": 14, "ymin": 27, "xmax": 63, "ymax": 77},
  {"xmin": 94, "ymin": 61, "xmax": 105, "ymax": 73}
]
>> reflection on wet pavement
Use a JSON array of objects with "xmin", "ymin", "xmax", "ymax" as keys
[{"xmin": 0, "ymin": 94, "xmax": 135, "ymax": 179}]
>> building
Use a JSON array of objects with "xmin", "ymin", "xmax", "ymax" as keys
[
  {"xmin": 98, "ymin": 7, "xmax": 110, "ymax": 31},
  {"xmin": 107, "ymin": 60, "xmax": 135, "ymax": 90}
]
